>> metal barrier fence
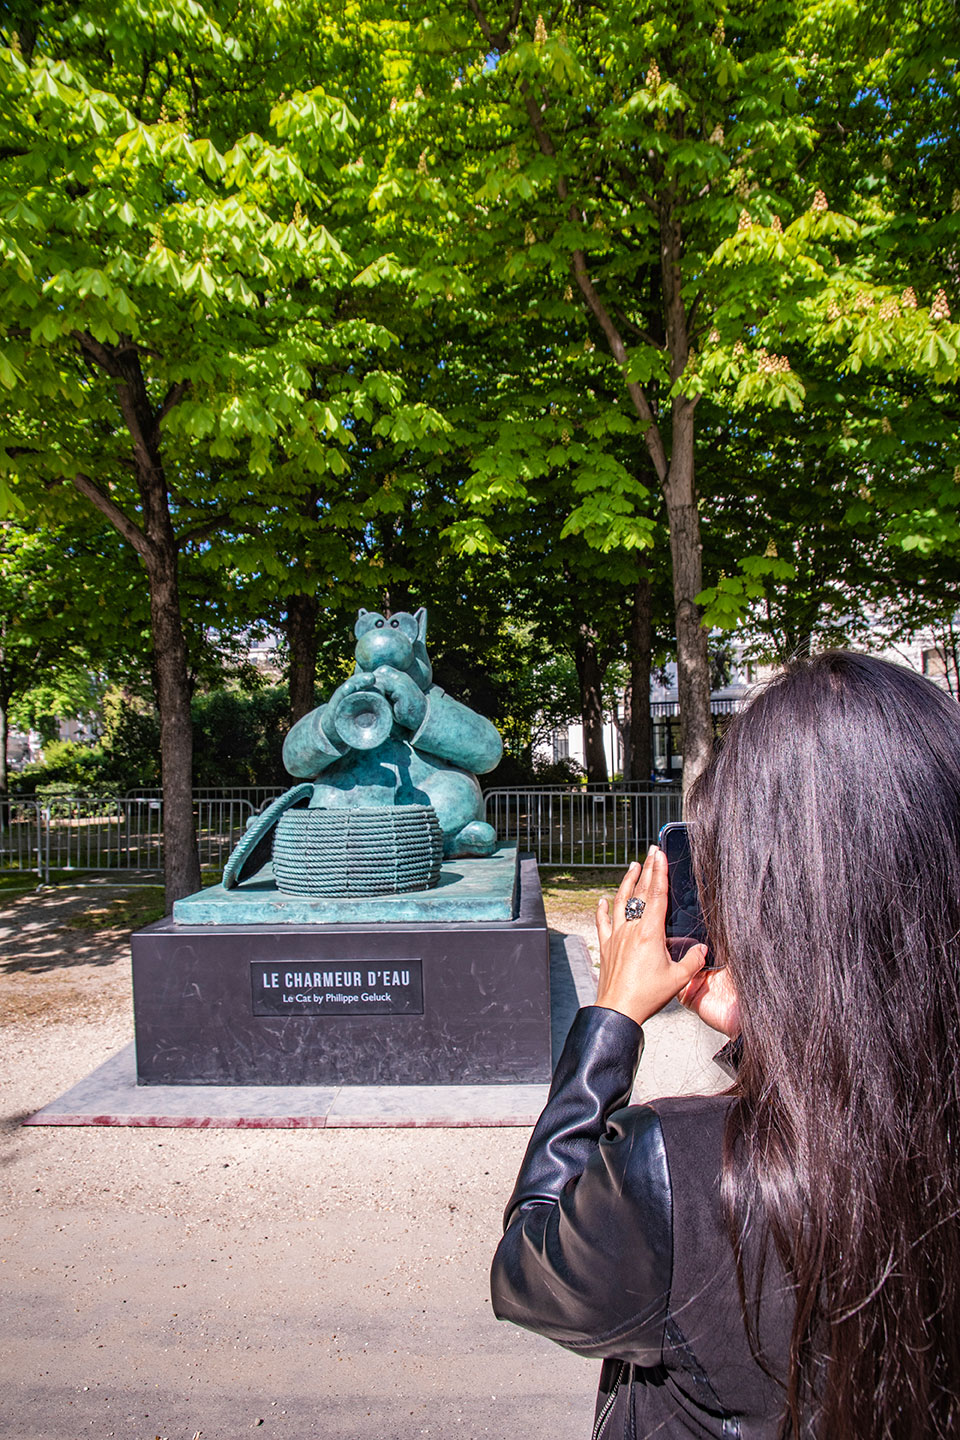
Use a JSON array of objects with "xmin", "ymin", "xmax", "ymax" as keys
[
  {"xmin": 125, "ymin": 786, "xmax": 286, "ymax": 808},
  {"xmin": 0, "ymin": 786, "xmax": 681, "ymax": 881},
  {"xmin": 0, "ymin": 798, "xmax": 43, "ymax": 879},
  {"xmin": 0, "ymin": 796, "xmax": 254, "ymax": 883},
  {"xmin": 487, "ymin": 781, "xmax": 681, "ymax": 793},
  {"xmin": 484, "ymin": 787, "xmax": 683, "ymax": 867}
]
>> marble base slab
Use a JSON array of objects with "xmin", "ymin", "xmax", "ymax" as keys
[
  {"xmin": 24, "ymin": 933, "xmax": 596, "ymax": 1129},
  {"xmin": 173, "ymin": 845, "xmax": 520, "ymax": 925}
]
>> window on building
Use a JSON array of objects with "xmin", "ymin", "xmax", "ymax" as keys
[
  {"xmin": 924, "ymin": 648, "xmax": 951, "ymax": 678},
  {"xmin": 922, "ymin": 647, "xmax": 959, "ymax": 691}
]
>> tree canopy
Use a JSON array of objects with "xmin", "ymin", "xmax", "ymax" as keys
[{"xmin": 0, "ymin": 0, "xmax": 956, "ymax": 893}]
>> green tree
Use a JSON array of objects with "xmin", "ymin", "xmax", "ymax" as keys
[
  {"xmin": 0, "ymin": 2, "xmax": 430, "ymax": 899},
  {"xmin": 374, "ymin": 0, "xmax": 958, "ymax": 788},
  {"xmin": 191, "ymin": 686, "xmax": 290, "ymax": 786},
  {"xmin": 0, "ymin": 517, "xmax": 146, "ymax": 792}
]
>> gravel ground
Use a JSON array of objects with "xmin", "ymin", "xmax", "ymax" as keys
[{"xmin": 0, "ymin": 879, "xmax": 725, "ymax": 1440}]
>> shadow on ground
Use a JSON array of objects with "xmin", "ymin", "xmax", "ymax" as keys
[{"xmin": 0, "ymin": 888, "xmax": 133, "ymax": 973}]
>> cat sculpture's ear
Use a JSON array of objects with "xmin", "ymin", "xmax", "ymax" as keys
[{"xmin": 414, "ymin": 606, "xmax": 427, "ymax": 640}]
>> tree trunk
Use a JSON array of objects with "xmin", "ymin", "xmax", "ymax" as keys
[
  {"xmin": 569, "ymin": 234, "xmax": 713, "ymax": 796},
  {"xmin": 614, "ymin": 697, "xmax": 631, "ymax": 782},
  {"xmin": 663, "ymin": 407, "xmax": 712, "ymax": 799},
  {"xmin": 286, "ymin": 591, "xmax": 319, "ymax": 724},
  {"xmin": 574, "ymin": 627, "xmax": 608, "ymax": 784},
  {"xmin": 660, "ymin": 199, "xmax": 712, "ymax": 800},
  {"xmin": 0, "ymin": 698, "xmax": 8, "ymax": 797},
  {"xmin": 948, "ymin": 619, "xmax": 960, "ymax": 702},
  {"xmin": 69, "ymin": 333, "xmax": 200, "ymax": 907},
  {"xmin": 146, "ymin": 542, "xmax": 201, "ymax": 904},
  {"xmin": 625, "ymin": 570, "xmax": 653, "ymax": 784}
]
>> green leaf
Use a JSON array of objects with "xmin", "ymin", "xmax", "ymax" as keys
[{"xmin": 0, "ymin": 352, "xmax": 21, "ymax": 389}]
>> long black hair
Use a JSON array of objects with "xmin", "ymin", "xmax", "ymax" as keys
[{"xmin": 689, "ymin": 651, "xmax": 960, "ymax": 1438}]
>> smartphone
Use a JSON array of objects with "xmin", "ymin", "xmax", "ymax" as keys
[{"xmin": 658, "ymin": 821, "xmax": 715, "ymax": 967}]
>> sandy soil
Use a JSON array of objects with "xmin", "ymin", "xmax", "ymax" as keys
[{"xmin": 0, "ymin": 880, "xmax": 723, "ymax": 1440}]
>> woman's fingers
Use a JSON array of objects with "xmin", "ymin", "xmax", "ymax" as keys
[
  {"xmin": 612, "ymin": 846, "xmax": 662, "ymax": 921},
  {"xmin": 675, "ymin": 944, "xmax": 708, "ymax": 993},
  {"xmin": 678, "ymin": 960, "xmax": 740, "ymax": 1037},
  {"xmin": 642, "ymin": 846, "xmax": 669, "ymax": 925},
  {"xmin": 604, "ymin": 846, "xmax": 672, "ymax": 950},
  {"xmin": 612, "ymin": 860, "xmax": 642, "ymax": 924},
  {"xmin": 614, "ymin": 845, "xmax": 669, "ymax": 926},
  {"xmin": 596, "ymin": 895, "xmax": 612, "ymax": 947},
  {"xmin": 678, "ymin": 966, "xmax": 708, "ymax": 1011}
]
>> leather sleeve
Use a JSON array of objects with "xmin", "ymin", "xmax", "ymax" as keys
[{"xmin": 490, "ymin": 1006, "xmax": 673, "ymax": 1365}]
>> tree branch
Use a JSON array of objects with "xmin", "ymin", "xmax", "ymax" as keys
[
  {"xmin": 70, "ymin": 472, "xmax": 154, "ymax": 562},
  {"xmin": 131, "ymin": 49, "xmax": 153, "ymax": 119},
  {"xmin": 73, "ymin": 330, "xmax": 123, "ymax": 378},
  {"xmin": 157, "ymin": 380, "xmax": 188, "ymax": 423},
  {"xmin": 461, "ymin": 13, "xmax": 673, "ymax": 480},
  {"xmin": 516, "ymin": 85, "xmax": 669, "ymax": 478},
  {"xmin": 73, "ymin": 331, "xmax": 167, "ymax": 507},
  {"xmin": 570, "ymin": 254, "xmax": 668, "ymax": 480},
  {"xmin": 610, "ymin": 163, "xmax": 658, "ymax": 214},
  {"xmin": 176, "ymin": 514, "xmax": 230, "ymax": 550},
  {"xmin": 464, "ymin": 0, "xmax": 522, "ymax": 49},
  {"xmin": 74, "ymin": 331, "xmax": 147, "ymax": 371},
  {"xmin": 615, "ymin": 307, "xmax": 663, "ymax": 350},
  {"xmin": 520, "ymin": 82, "xmax": 557, "ymax": 160}
]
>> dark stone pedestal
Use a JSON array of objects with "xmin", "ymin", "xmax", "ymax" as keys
[{"xmin": 132, "ymin": 855, "xmax": 550, "ymax": 1086}]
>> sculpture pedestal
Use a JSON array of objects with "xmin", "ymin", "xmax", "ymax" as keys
[{"xmin": 132, "ymin": 853, "xmax": 551, "ymax": 1086}]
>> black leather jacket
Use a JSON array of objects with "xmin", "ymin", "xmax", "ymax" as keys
[{"xmin": 490, "ymin": 1007, "xmax": 791, "ymax": 1439}]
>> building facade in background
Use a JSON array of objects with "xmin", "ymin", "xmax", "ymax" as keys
[{"xmin": 544, "ymin": 634, "xmax": 958, "ymax": 783}]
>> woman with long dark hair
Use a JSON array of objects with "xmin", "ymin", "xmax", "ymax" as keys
[{"xmin": 491, "ymin": 651, "xmax": 960, "ymax": 1438}]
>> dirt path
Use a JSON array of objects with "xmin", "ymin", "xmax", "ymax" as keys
[{"xmin": 0, "ymin": 881, "xmax": 722, "ymax": 1440}]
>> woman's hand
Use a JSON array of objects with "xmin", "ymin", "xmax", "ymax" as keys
[
  {"xmin": 595, "ymin": 847, "xmax": 708, "ymax": 1028},
  {"xmin": 677, "ymin": 965, "xmax": 741, "ymax": 1039}
]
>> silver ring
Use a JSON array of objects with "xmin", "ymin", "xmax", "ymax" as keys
[{"xmin": 624, "ymin": 897, "xmax": 645, "ymax": 921}]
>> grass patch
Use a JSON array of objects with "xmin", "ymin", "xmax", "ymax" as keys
[
  {"xmin": 539, "ymin": 866, "xmax": 629, "ymax": 923},
  {"xmin": 0, "ymin": 871, "xmax": 40, "ymax": 899},
  {"xmin": 64, "ymin": 887, "xmax": 167, "ymax": 932},
  {"xmin": 61, "ymin": 869, "xmax": 221, "ymax": 932},
  {"xmin": 0, "ymin": 870, "xmax": 37, "ymax": 888}
]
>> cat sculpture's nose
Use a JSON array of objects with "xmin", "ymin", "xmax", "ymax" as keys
[{"xmin": 354, "ymin": 628, "xmax": 414, "ymax": 673}]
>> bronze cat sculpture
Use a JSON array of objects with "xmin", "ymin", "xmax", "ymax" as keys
[{"xmin": 282, "ymin": 608, "xmax": 501, "ymax": 858}]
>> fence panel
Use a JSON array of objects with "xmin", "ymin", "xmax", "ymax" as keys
[
  {"xmin": 2, "ymin": 796, "xmax": 256, "ymax": 882},
  {"xmin": 0, "ymin": 798, "xmax": 42, "ymax": 879},
  {"xmin": 37, "ymin": 796, "xmax": 164, "ymax": 877},
  {"xmin": 484, "ymin": 788, "xmax": 683, "ymax": 867},
  {"xmin": 195, "ymin": 799, "xmax": 255, "ymax": 871},
  {"xmin": 125, "ymin": 786, "xmax": 286, "ymax": 809}
]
